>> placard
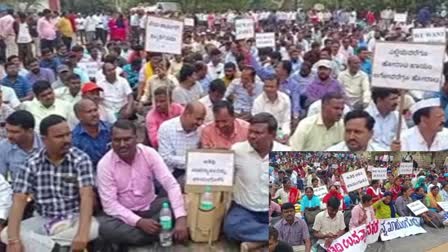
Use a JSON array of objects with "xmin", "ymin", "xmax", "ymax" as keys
[
  {"xmin": 399, "ymin": 162, "xmax": 413, "ymax": 175},
  {"xmin": 372, "ymin": 167, "xmax": 387, "ymax": 180},
  {"xmin": 184, "ymin": 18, "xmax": 195, "ymax": 27},
  {"xmin": 313, "ymin": 162, "xmax": 320, "ymax": 167},
  {"xmin": 235, "ymin": 18, "xmax": 254, "ymax": 40},
  {"xmin": 438, "ymin": 201, "xmax": 448, "ymax": 212},
  {"xmin": 371, "ymin": 42, "xmax": 445, "ymax": 92},
  {"xmin": 367, "ymin": 165, "xmax": 374, "ymax": 172},
  {"xmin": 323, "ymin": 220, "xmax": 380, "ymax": 251},
  {"xmin": 145, "ymin": 16, "xmax": 184, "ymax": 54},
  {"xmin": 186, "ymin": 150, "xmax": 234, "ymax": 190},
  {"xmin": 380, "ymin": 217, "xmax": 427, "ymax": 241},
  {"xmin": 313, "ymin": 186, "xmax": 328, "ymax": 199},
  {"xmin": 412, "ymin": 27, "xmax": 446, "ymax": 43},
  {"xmin": 407, "ymin": 200, "xmax": 428, "ymax": 216},
  {"xmin": 78, "ymin": 61, "xmax": 100, "ymax": 78},
  {"xmin": 342, "ymin": 169, "xmax": 369, "ymax": 192},
  {"xmin": 394, "ymin": 13, "xmax": 408, "ymax": 23},
  {"xmin": 255, "ymin": 32, "xmax": 276, "ymax": 48}
]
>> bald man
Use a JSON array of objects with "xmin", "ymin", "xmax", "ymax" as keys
[
  {"xmin": 72, "ymin": 98, "xmax": 112, "ymax": 168},
  {"xmin": 337, "ymin": 55, "xmax": 371, "ymax": 109},
  {"xmin": 158, "ymin": 101, "xmax": 206, "ymax": 186}
]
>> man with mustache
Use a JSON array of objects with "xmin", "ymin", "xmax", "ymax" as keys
[
  {"xmin": 392, "ymin": 98, "xmax": 448, "ymax": 151},
  {"xmin": 326, "ymin": 110, "xmax": 386, "ymax": 151},
  {"xmin": 25, "ymin": 57, "xmax": 55, "ymax": 85},
  {"xmin": 1, "ymin": 62, "xmax": 33, "ymax": 102}
]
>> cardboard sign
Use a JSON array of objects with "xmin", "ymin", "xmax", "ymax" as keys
[
  {"xmin": 412, "ymin": 27, "xmax": 446, "ymax": 43},
  {"xmin": 437, "ymin": 201, "xmax": 448, "ymax": 212},
  {"xmin": 380, "ymin": 217, "xmax": 427, "ymax": 241},
  {"xmin": 407, "ymin": 200, "xmax": 428, "ymax": 216},
  {"xmin": 235, "ymin": 18, "xmax": 254, "ymax": 40},
  {"xmin": 394, "ymin": 13, "xmax": 408, "ymax": 23},
  {"xmin": 399, "ymin": 162, "xmax": 413, "ymax": 175},
  {"xmin": 372, "ymin": 167, "xmax": 387, "ymax": 180},
  {"xmin": 342, "ymin": 169, "xmax": 369, "ymax": 192},
  {"xmin": 313, "ymin": 186, "xmax": 328, "ymax": 199},
  {"xmin": 186, "ymin": 150, "xmax": 234, "ymax": 189},
  {"xmin": 324, "ymin": 220, "xmax": 380, "ymax": 251},
  {"xmin": 255, "ymin": 32, "xmax": 276, "ymax": 48},
  {"xmin": 145, "ymin": 16, "xmax": 184, "ymax": 54},
  {"xmin": 184, "ymin": 18, "xmax": 195, "ymax": 27},
  {"xmin": 78, "ymin": 61, "xmax": 100, "ymax": 78},
  {"xmin": 372, "ymin": 42, "xmax": 445, "ymax": 92}
]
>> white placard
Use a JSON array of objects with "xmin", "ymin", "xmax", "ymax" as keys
[
  {"xmin": 367, "ymin": 165, "xmax": 374, "ymax": 172},
  {"xmin": 313, "ymin": 162, "xmax": 320, "ymax": 167},
  {"xmin": 394, "ymin": 13, "xmax": 408, "ymax": 23},
  {"xmin": 412, "ymin": 27, "xmax": 446, "ymax": 43},
  {"xmin": 399, "ymin": 162, "xmax": 413, "ymax": 175},
  {"xmin": 78, "ymin": 61, "xmax": 100, "ymax": 78},
  {"xmin": 235, "ymin": 18, "xmax": 254, "ymax": 40},
  {"xmin": 313, "ymin": 186, "xmax": 328, "ymax": 199},
  {"xmin": 184, "ymin": 18, "xmax": 194, "ymax": 27},
  {"xmin": 186, "ymin": 151, "xmax": 234, "ymax": 187},
  {"xmin": 324, "ymin": 220, "xmax": 380, "ymax": 251},
  {"xmin": 437, "ymin": 201, "xmax": 448, "ymax": 211},
  {"xmin": 380, "ymin": 217, "xmax": 427, "ymax": 241},
  {"xmin": 145, "ymin": 16, "xmax": 184, "ymax": 55},
  {"xmin": 407, "ymin": 200, "xmax": 428, "ymax": 216},
  {"xmin": 372, "ymin": 167, "xmax": 387, "ymax": 180},
  {"xmin": 371, "ymin": 42, "xmax": 445, "ymax": 92},
  {"xmin": 342, "ymin": 169, "xmax": 369, "ymax": 192},
  {"xmin": 255, "ymin": 32, "xmax": 276, "ymax": 48}
]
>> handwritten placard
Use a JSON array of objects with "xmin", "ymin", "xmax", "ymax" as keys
[
  {"xmin": 145, "ymin": 16, "xmax": 184, "ymax": 54},
  {"xmin": 323, "ymin": 220, "xmax": 380, "ymax": 251},
  {"xmin": 394, "ymin": 13, "xmax": 408, "ymax": 23},
  {"xmin": 313, "ymin": 186, "xmax": 328, "ymax": 199},
  {"xmin": 235, "ymin": 18, "xmax": 254, "ymax": 40},
  {"xmin": 186, "ymin": 150, "xmax": 234, "ymax": 188},
  {"xmin": 407, "ymin": 200, "xmax": 428, "ymax": 216},
  {"xmin": 380, "ymin": 217, "xmax": 426, "ymax": 241},
  {"xmin": 255, "ymin": 32, "xmax": 276, "ymax": 48},
  {"xmin": 437, "ymin": 201, "xmax": 448, "ymax": 211},
  {"xmin": 342, "ymin": 169, "xmax": 369, "ymax": 192},
  {"xmin": 399, "ymin": 162, "xmax": 413, "ymax": 175},
  {"xmin": 372, "ymin": 167, "xmax": 387, "ymax": 180},
  {"xmin": 412, "ymin": 27, "xmax": 446, "ymax": 43},
  {"xmin": 372, "ymin": 42, "xmax": 445, "ymax": 92},
  {"xmin": 184, "ymin": 18, "xmax": 195, "ymax": 27}
]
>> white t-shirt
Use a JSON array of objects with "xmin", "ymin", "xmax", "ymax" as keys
[
  {"xmin": 1, "ymin": 86, "xmax": 20, "ymax": 109},
  {"xmin": 17, "ymin": 23, "xmax": 33, "ymax": 44},
  {"xmin": 76, "ymin": 17, "xmax": 85, "ymax": 30},
  {"xmin": 97, "ymin": 76, "xmax": 133, "ymax": 114}
]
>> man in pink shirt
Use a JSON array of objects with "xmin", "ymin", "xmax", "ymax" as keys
[
  {"xmin": 201, "ymin": 100, "xmax": 249, "ymax": 149},
  {"xmin": 145, "ymin": 86, "xmax": 184, "ymax": 149},
  {"xmin": 0, "ymin": 9, "xmax": 18, "ymax": 58},
  {"xmin": 37, "ymin": 9, "xmax": 57, "ymax": 52},
  {"xmin": 96, "ymin": 120, "xmax": 188, "ymax": 248}
]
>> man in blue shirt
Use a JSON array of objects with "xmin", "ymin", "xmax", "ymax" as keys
[
  {"xmin": 39, "ymin": 48, "xmax": 62, "ymax": 74},
  {"xmin": 72, "ymin": 98, "xmax": 111, "ymax": 169},
  {"xmin": 358, "ymin": 47, "xmax": 372, "ymax": 78},
  {"xmin": 1, "ymin": 62, "xmax": 33, "ymax": 102},
  {"xmin": 0, "ymin": 110, "xmax": 43, "ymax": 181}
]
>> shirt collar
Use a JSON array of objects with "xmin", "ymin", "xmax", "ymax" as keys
[
  {"xmin": 10, "ymin": 132, "xmax": 43, "ymax": 151},
  {"xmin": 79, "ymin": 121, "xmax": 108, "ymax": 135},
  {"xmin": 262, "ymin": 92, "xmax": 279, "ymax": 104}
]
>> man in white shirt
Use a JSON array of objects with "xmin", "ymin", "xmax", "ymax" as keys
[
  {"xmin": 338, "ymin": 37, "xmax": 354, "ymax": 64},
  {"xmin": 365, "ymin": 88, "xmax": 406, "ymax": 149},
  {"xmin": 393, "ymin": 98, "xmax": 448, "ymax": 151},
  {"xmin": 327, "ymin": 110, "xmax": 387, "ymax": 151},
  {"xmin": 0, "ymin": 10, "xmax": 17, "ymax": 58},
  {"xmin": 313, "ymin": 197, "xmax": 346, "ymax": 249},
  {"xmin": 54, "ymin": 73, "xmax": 82, "ymax": 106},
  {"xmin": 199, "ymin": 79, "xmax": 226, "ymax": 124},
  {"xmin": 75, "ymin": 14, "xmax": 86, "ymax": 45},
  {"xmin": 97, "ymin": 63, "xmax": 134, "ymax": 120},
  {"xmin": 207, "ymin": 48, "xmax": 224, "ymax": 80},
  {"xmin": 252, "ymin": 75, "xmax": 291, "ymax": 143},
  {"xmin": 84, "ymin": 14, "xmax": 97, "ymax": 43},
  {"xmin": 223, "ymin": 113, "xmax": 290, "ymax": 251},
  {"xmin": 129, "ymin": 10, "xmax": 140, "ymax": 44},
  {"xmin": 337, "ymin": 56, "xmax": 371, "ymax": 109},
  {"xmin": 0, "ymin": 86, "xmax": 20, "ymax": 109}
]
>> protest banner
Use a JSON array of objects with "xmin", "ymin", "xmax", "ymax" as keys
[
  {"xmin": 371, "ymin": 42, "xmax": 445, "ymax": 92},
  {"xmin": 399, "ymin": 162, "xmax": 413, "ymax": 175},
  {"xmin": 342, "ymin": 169, "xmax": 369, "ymax": 192},
  {"xmin": 184, "ymin": 18, "xmax": 195, "ymax": 27},
  {"xmin": 412, "ymin": 27, "xmax": 446, "ymax": 43},
  {"xmin": 372, "ymin": 167, "xmax": 387, "ymax": 180},
  {"xmin": 407, "ymin": 200, "xmax": 428, "ymax": 216},
  {"xmin": 394, "ymin": 13, "xmax": 407, "ymax": 23},
  {"xmin": 323, "ymin": 220, "xmax": 380, "ymax": 252},
  {"xmin": 255, "ymin": 32, "xmax": 276, "ymax": 48},
  {"xmin": 235, "ymin": 18, "xmax": 254, "ymax": 40},
  {"xmin": 380, "ymin": 217, "xmax": 427, "ymax": 241},
  {"xmin": 437, "ymin": 201, "xmax": 448, "ymax": 212},
  {"xmin": 145, "ymin": 16, "xmax": 184, "ymax": 55},
  {"xmin": 185, "ymin": 150, "xmax": 234, "ymax": 191},
  {"xmin": 313, "ymin": 186, "xmax": 328, "ymax": 199}
]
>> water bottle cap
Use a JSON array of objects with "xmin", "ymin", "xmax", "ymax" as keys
[{"xmin": 162, "ymin": 202, "xmax": 169, "ymax": 208}]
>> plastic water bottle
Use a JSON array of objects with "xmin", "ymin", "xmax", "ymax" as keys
[
  {"xmin": 277, "ymin": 127, "xmax": 284, "ymax": 140},
  {"xmin": 159, "ymin": 202, "xmax": 173, "ymax": 247},
  {"xmin": 200, "ymin": 186, "xmax": 214, "ymax": 211}
]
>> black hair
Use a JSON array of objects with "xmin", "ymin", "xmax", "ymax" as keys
[
  {"xmin": 361, "ymin": 194, "xmax": 372, "ymax": 204},
  {"xmin": 39, "ymin": 115, "xmax": 66, "ymax": 136},
  {"xmin": 212, "ymin": 100, "xmax": 234, "ymax": 117},
  {"xmin": 224, "ymin": 62, "xmax": 236, "ymax": 70},
  {"xmin": 322, "ymin": 92, "xmax": 344, "ymax": 105},
  {"xmin": 6, "ymin": 110, "xmax": 35, "ymax": 130},
  {"xmin": 269, "ymin": 226, "xmax": 279, "ymax": 241},
  {"xmin": 112, "ymin": 119, "xmax": 137, "ymax": 135},
  {"xmin": 371, "ymin": 88, "xmax": 400, "ymax": 104},
  {"xmin": 71, "ymin": 45, "xmax": 84, "ymax": 53},
  {"xmin": 250, "ymin": 113, "xmax": 278, "ymax": 134},
  {"xmin": 371, "ymin": 179, "xmax": 380, "ymax": 185},
  {"xmin": 68, "ymin": 73, "xmax": 81, "ymax": 81},
  {"xmin": 305, "ymin": 186, "xmax": 314, "ymax": 192},
  {"xmin": 311, "ymin": 178, "xmax": 319, "ymax": 183},
  {"xmin": 32, "ymin": 80, "xmax": 52, "ymax": 96},
  {"xmin": 280, "ymin": 202, "xmax": 295, "ymax": 211},
  {"xmin": 179, "ymin": 64, "xmax": 195, "ymax": 82},
  {"xmin": 344, "ymin": 110, "xmax": 375, "ymax": 131},
  {"xmin": 208, "ymin": 79, "xmax": 226, "ymax": 95},
  {"xmin": 412, "ymin": 107, "xmax": 433, "ymax": 125},
  {"xmin": 327, "ymin": 196, "xmax": 341, "ymax": 209},
  {"xmin": 280, "ymin": 60, "xmax": 292, "ymax": 75},
  {"xmin": 26, "ymin": 57, "xmax": 39, "ymax": 66},
  {"xmin": 153, "ymin": 86, "xmax": 172, "ymax": 98},
  {"xmin": 6, "ymin": 55, "xmax": 19, "ymax": 63},
  {"xmin": 4, "ymin": 62, "xmax": 16, "ymax": 71},
  {"xmin": 270, "ymin": 51, "xmax": 282, "ymax": 61}
]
